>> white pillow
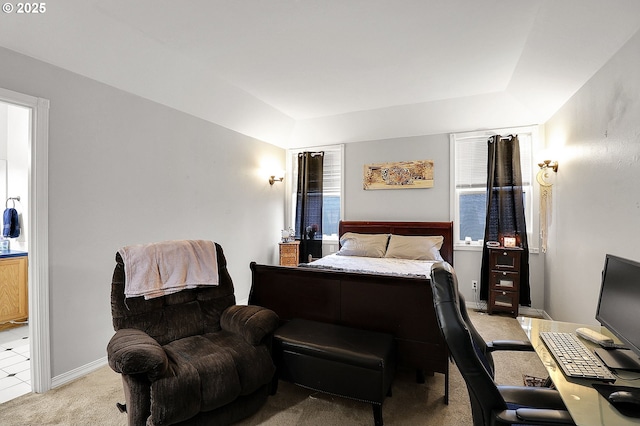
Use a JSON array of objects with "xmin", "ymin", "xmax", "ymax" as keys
[
  {"xmin": 384, "ymin": 234, "xmax": 444, "ymax": 261},
  {"xmin": 336, "ymin": 233, "xmax": 390, "ymax": 258}
]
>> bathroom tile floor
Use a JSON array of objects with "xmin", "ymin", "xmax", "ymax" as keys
[{"xmin": 0, "ymin": 325, "xmax": 30, "ymax": 403}]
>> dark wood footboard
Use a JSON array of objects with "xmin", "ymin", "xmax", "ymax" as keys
[
  {"xmin": 249, "ymin": 220, "xmax": 453, "ymax": 401},
  {"xmin": 248, "ymin": 262, "xmax": 448, "ymax": 379}
]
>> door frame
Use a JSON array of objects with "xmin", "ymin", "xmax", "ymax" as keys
[{"xmin": 0, "ymin": 86, "xmax": 50, "ymax": 393}]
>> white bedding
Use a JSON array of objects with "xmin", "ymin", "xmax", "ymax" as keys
[{"xmin": 302, "ymin": 253, "xmax": 437, "ymax": 278}]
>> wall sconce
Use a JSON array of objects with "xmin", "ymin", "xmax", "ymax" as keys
[
  {"xmin": 536, "ymin": 160, "xmax": 558, "ymax": 186},
  {"xmin": 537, "ymin": 160, "xmax": 558, "ymax": 173},
  {"xmin": 269, "ymin": 174, "xmax": 284, "ymax": 185},
  {"xmin": 536, "ymin": 160, "xmax": 558, "ymax": 254}
]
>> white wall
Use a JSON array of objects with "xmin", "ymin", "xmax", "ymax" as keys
[
  {"xmin": 343, "ymin": 133, "xmax": 545, "ymax": 309},
  {"xmin": 0, "ymin": 46, "xmax": 285, "ymax": 378},
  {"xmin": 344, "ymin": 134, "xmax": 450, "ymax": 221},
  {"xmin": 543, "ymin": 29, "xmax": 640, "ymax": 324}
]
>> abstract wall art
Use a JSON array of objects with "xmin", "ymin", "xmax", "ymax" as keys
[{"xmin": 363, "ymin": 159, "xmax": 434, "ymax": 190}]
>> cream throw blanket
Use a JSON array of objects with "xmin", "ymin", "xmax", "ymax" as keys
[{"xmin": 119, "ymin": 240, "xmax": 219, "ymax": 299}]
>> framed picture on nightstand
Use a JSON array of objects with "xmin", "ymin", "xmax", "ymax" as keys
[{"xmin": 503, "ymin": 237, "xmax": 517, "ymax": 248}]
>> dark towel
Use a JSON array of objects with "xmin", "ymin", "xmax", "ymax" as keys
[{"xmin": 3, "ymin": 208, "xmax": 20, "ymax": 238}]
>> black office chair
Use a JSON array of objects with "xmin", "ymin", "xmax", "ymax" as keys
[{"xmin": 430, "ymin": 262, "xmax": 575, "ymax": 425}]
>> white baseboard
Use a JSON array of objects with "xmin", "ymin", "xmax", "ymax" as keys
[{"xmin": 51, "ymin": 356, "xmax": 108, "ymax": 389}]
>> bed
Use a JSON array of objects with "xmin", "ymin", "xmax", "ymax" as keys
[{"xmin": 248, "ymin": 221, "xmax": 453, "ymax": 401}]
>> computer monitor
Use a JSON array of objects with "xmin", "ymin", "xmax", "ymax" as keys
[{"xmin": 595, "ymin": 254, "xmax": 640, "ymax": 371}]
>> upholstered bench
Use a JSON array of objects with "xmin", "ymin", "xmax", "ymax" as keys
[{"xmin": 274, "ymin": 318, "xmax": 396, "ymax": 426}]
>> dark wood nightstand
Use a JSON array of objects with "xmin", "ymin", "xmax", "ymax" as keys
[{"xmin": 487, "ymin": 247, "xmax": 522, "ymax": 317}]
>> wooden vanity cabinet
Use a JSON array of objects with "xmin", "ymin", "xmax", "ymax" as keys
[{"xmin": 0, "ymin": 255, "xmax": 28, "ymax": 331}]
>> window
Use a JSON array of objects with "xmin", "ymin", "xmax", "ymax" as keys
[
  {"xmin": 450, "ymin": 126, "xmax": 538, "ymax": 249},
  {"xmin": 287, "ymin": 144, "xmax": 344, "ymax": 240}
]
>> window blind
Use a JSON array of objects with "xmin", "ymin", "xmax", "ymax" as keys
[{"xmin": 455, "ymin": 133, "xmax": 532, "ymax": 189}]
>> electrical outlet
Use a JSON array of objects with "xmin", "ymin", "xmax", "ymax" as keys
[{"xmin": 471, "ymin": 280, "xmax": 478, "ymax": 290}]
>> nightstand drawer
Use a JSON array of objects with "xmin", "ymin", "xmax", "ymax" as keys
[
  {"xmin": 280, "ymin": 257, "xmax": 298, "ymax": 267},
  {"xmin": 489, "ymin": 290, "xmax": 519, "ymax": 313},
  {"xmin": 280, "ymin": 247, "xmax": 298, "ymax": 257},
  {"xmin": 490, "ymin": 270, "xmax": 520, "ymax": 290},
  {"xmin": 489, "ymin": 249, "xmax": 521, "ymax": 271}
]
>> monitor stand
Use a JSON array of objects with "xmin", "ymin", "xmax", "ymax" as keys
[{"xmin": 595, "ymin": 348, "xmax": 640, "ymax": 371}]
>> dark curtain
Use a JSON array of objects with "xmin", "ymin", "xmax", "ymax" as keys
[
  {"xmin": 480, "ymin": 135, "xmax": 531, "ymax": 306},
  {"xmin": 295, "ymin": 152, "xmax": 324, "ymax": 263}
]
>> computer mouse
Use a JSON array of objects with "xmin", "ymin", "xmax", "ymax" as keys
[{"xmin": 608, "ymin": 390, "xmax": 640, "ymax": 410}]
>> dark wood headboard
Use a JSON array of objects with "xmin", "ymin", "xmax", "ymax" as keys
[{"xmin": 338, "ymin": 221, "xmax": 454, "ymax": 265}]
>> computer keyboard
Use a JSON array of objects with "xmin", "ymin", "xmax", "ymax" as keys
[{"xmin": 540, "ymin": 331, "xmax": 616, "ymax": 382}]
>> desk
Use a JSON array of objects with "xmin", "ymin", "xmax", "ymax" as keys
[{"xmin": 519, "ymin": 317, "xmax": 640, "ymax": 426}]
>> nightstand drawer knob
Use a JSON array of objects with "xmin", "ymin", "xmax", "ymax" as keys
[{"xmin": 503, "ymin": 252, "xmax": 507, "ymax": 255}]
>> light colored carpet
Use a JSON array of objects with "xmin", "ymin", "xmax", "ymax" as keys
[{"xmin": 0, "ymin": 310, "xmax": 547, "ymax": 425}]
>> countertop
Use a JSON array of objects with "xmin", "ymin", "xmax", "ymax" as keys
[{"xmin": 0, "ymin": 250, "xmax": 28, "ymax": 259}]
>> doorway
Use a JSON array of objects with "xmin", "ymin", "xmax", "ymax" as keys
[
  {"xmin": 0, "ymin": 87, "xmax": 50, "ymax": 399},
  {"xmin": 0, "ymin": 101, "xmax": 29, "ymax": 402}
]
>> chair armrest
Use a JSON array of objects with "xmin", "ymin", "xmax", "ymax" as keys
[
  {"xmin": 515, "ymin": 408, "xmax": 574, "ymax": 424},
  {"xmin": 107, "ymin": 328, "xmax": 168, "ymax": 379},
  {"xmin": 494, "ymin": 408, "xmax": 574, "ymax": 425},
  {"xmin": 499, "ymin": 386, "xmax": 567, "ymax": 410},
  {"xmin": 220, "ymin": 305, "xmax": 279, "ymax": 346},
  {"xmin": 487, "ymin": 340, "xmax": 534, "ymax": 352},
  {"xmin": 496, "ymin": 387, "xmax": 574, "ymax": 425}
]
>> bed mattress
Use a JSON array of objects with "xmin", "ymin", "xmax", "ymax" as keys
[{"xmin": 302, "ymin": 253, "xmax": 437, "ymax": 278}]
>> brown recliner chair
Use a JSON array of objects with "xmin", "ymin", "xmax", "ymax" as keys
[{"xmin": 107, "ymin": 242, "xmax": 279, "ymax": 426}]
